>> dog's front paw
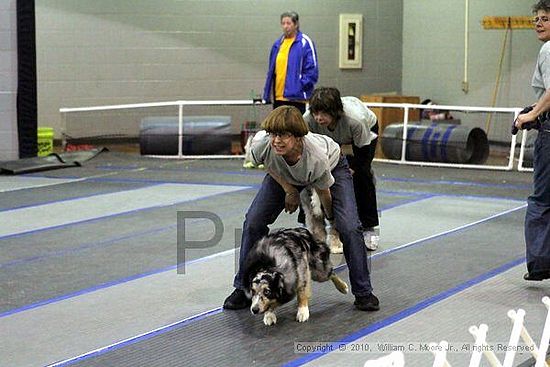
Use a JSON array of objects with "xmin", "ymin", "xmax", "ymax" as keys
[
  {"xmin": 296, "ymin": 306, "xmax": 310, "ymax": 322},
  {"xmin": 328, "ymin": 234, "xmax": 343, "ymax": 254},
  {"xmin": 263, "ymin": 311, "xmax": 277, "ymax": 326}
]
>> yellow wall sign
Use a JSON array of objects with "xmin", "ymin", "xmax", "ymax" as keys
[{"xmin": 482, "ymin": 16, "xmax": 534, "ymax": 29}]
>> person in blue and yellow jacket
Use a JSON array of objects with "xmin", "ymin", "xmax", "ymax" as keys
[{"xmin": 262, "ymin": 11, "xmax": 319, "ymax": 114}]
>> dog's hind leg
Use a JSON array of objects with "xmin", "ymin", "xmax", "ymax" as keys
[
  {"xmin": 330, "ymin": 273, "xmax": 349, "ymax": 294},
  {"xmin": 301, "ymin": 188, "xmax": 327, "ymax": 243},
  {"xmin": 326, "ymin": 225, "xmax": 343, "ymax": 254},
  {"xmin": 303, "ymin": 188, "xmax": 343, "ymax": 254}
]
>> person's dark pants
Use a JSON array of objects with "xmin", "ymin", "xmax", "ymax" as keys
[
  {"xmin": 348, "ymin": 136, "xmax": 379, "ymax": 229},
  {"xmin": 525, "ymin": 121, "xmax": 550, "ymax": 276},
  {"xmin": 233, "ymin": 157, "xmax": 374, "ymax": 296},
  {"xmin": 273, "ymin": 100, "xmax": 306, "ymax": 114}
]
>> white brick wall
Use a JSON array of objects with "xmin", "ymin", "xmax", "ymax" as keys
[
  {"xmin": 402, "ymin": 0, "xmax": 537, "ymax": 143},
  {"xmin": 36, "ymin": 0, "xmax": 403, "ymax": 137}
]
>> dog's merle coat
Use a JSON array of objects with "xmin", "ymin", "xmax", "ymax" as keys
[{"xmin": 243, "ymin": 227, "xmax": 348, "ymax": 325}]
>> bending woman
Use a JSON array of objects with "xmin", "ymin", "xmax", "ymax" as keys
[{"xmin": 223, "ymin": 105, "xmax": 379, "ymax": 311}]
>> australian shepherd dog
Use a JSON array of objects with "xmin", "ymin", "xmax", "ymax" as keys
[{"xmin": 243, "ymin": 227, "xmax": 349, "ymax": 326}]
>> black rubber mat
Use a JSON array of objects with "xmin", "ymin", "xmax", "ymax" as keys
[
  {"xmin": 64, "ymin": 209, "xmax": 526, "ymax": 367},
  {"xmin": 0, "ymin": 148, "xmax": 107, "ymax": 174}
]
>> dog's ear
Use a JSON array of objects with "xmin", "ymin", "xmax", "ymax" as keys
[{"xmin": 245, "ymin": 271, "xmax": 257, "ymax": 292}]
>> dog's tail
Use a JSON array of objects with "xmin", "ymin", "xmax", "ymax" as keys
[{"xmin": 329, "ymin": 274, "xmax": 349, "ymax": 294}]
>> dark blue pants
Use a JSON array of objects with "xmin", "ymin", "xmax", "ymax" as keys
[
  {"xmin": 233, "ymin": 157, "xmax": 374, "ymax": 296},
  {"xmin": 525, "ymin": 123, "xmax": 550, "ymax": 276}
]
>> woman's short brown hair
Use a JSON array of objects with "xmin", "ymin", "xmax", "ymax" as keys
[
  {"xmin": 308, "ymin": 87, "xmax": 344, "ymax": 122},
  {"xmin": 261, "ymin": 105, "xmax": 308, "ymax": 137}
]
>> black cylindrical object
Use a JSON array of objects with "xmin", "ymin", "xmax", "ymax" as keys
[
  {"xmin": 139, "ymin": 116, "xmax": 232, "ymax": 155},
  {"xmin": 381, "ymin": 123, "xmax": 489, "ymax": 164}
]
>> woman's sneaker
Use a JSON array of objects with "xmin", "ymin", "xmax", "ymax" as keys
[{"xmin": 363, "ymin": 229, "xmax": 379, "ymax": 251}]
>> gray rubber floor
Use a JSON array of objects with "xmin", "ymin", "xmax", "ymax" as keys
[{"xmin": 0, "ymin": 152, "xmax": 548, "ymax": 367}]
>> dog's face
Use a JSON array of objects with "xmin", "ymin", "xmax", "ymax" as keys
[{"xmin": 249, "ymin": 271, "xmax": 284, "ymax": 315}]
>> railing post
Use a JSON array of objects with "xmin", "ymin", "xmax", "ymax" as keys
[
  {"xmin": 400, "ymin": 105, "xmax": 409, "ymax": 162},
  {"xmin": 177, "ymin": 102, "xmax": 183, "ymax": 157},
  {"xmin": 507, "ymin": 109, "xmax": 520, "ymax": 171},
  {"xmin": 517, "ymin": 129, "xmax": 529, "ymax": 171}
]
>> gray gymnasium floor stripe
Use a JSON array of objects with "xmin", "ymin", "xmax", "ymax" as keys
[
  {"xmin": 0, "ymin": 176, "xmax": 82, "ymax": 192},
  {"xmin": 0, "ymin": 193, "xmax": 427, "ymax": 317},
  {"xmin": 381, "ymin": 176, "xmax": 532, "ymax": 190},
  {"xmin": 0, "ymin": 191, "xmax": 431, "ymax": 320},
  {"xmin": 29, "ymin": 169, "xmax": 531, "ymax": 191},
  {"xmin": 1, "ymin": 196, "xmax": 524, "ymax": 367},
  {"xmin": 75, "ymin": 175, "xmax": 264, "ymax": 189},
  {"xmin": 30, "ymin": 174, "xmax": 256, "ymax": 188},
  {"xmin": 94, "ymin": 164, "xmax": 269, "ymax": 176},
  {"xmin": 3, "ymin": 254, "xmax": 237, "ymax": 367},
  {"xmin": 79, "ymin": 163, "xmax": 531, "ymax": 190},
  {"xmin": 0, "ymin": 183, "xmax": 250, "ymax": 239},
  {"xmin": 375, "ymin": 196, "xmax": 525, "ymax": 248}
]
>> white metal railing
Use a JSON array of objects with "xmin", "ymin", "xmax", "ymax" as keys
[
  {"xmin": 517, "ymin": 129, "xmax": 535, "ymax": 172},
  {"xmin": 59, "ymin": 100, "xmax": 532, "ymax": 170},
  {"xmin": 60, "ymin": 99, "xmax": 262, "ymax": 159},
  {"xmin": 363, "ymin": 102, "xmax": 524, "ymax": 171},
  {"xmin": 363, "ymin": 297, "xmax": 550, "ymax": 367}
]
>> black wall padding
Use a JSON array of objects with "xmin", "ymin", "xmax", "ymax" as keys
[{"xmin": 16, "ymin": 0, "xmax": 37, "ymax": 158}]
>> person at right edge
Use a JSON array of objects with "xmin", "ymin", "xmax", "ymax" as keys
[
  {"xmin": 515, "ymin": 0, "xmax": 550, "ymax": 281},
  {"xmin": 303, "ymin": 87, "xmax": 380, "ymax": 251},
  {"xmin": 262, "ymin": 11, "xmax": 319, "ymax": 114}
]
